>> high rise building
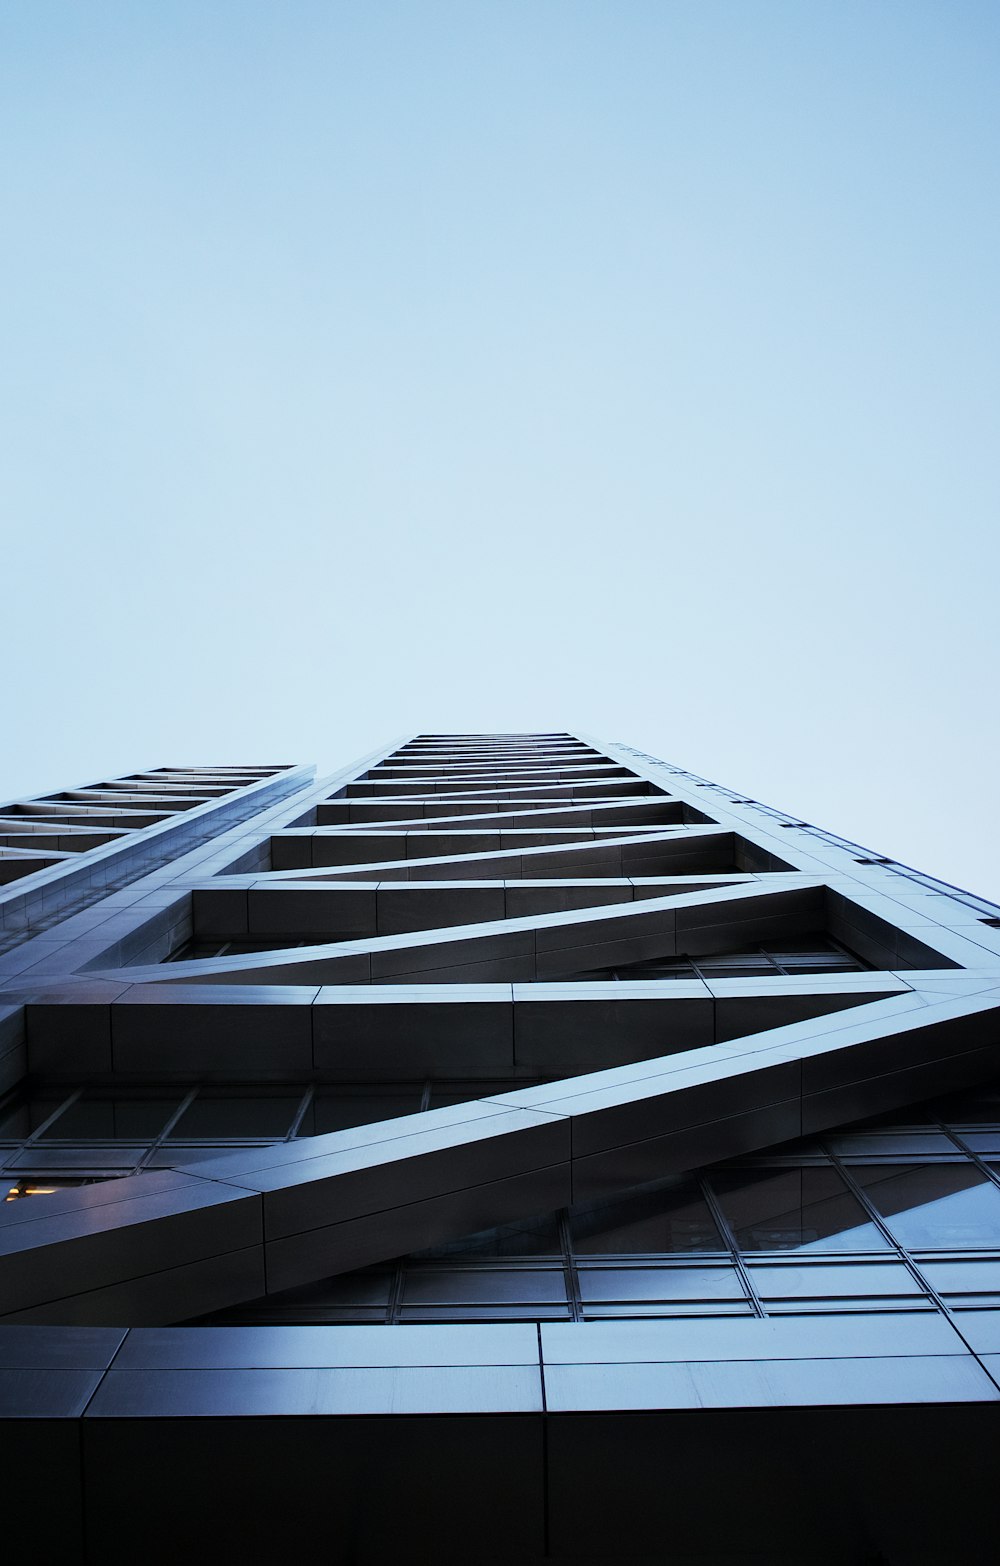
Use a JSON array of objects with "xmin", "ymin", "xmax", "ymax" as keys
[{"xmin": 1, "ymin": 734, "xmax": 999, "ymax": 1562}]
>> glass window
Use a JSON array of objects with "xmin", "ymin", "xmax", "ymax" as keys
[
  {"xmin": 39, "ymin": 1097, "xmax": 178, "ymax": 1141},
  {"xmin": 398, "ymin": 1302, "xmax": 572, "ymax": 1322},
  {"xmin": 570, "ymin": 1179, "xmax": 724, "ymax": 1254},
  {"xmin": 402, "ymin": 1267, "xmax": 567, "ymax": 1304},
  {"xmin": 27, "ymin": 1095, "xmax": 75, "ymax": 1134},
  {"xmin": 0, "ymin": 1098, "xmax": 33, "ymax": 1139},
  {"xmin": 828, "ymin": 1133, "xmax": 957, "ymax": 1157},
  {"xmin": 921, "ymin": 1258, "xmax": 1000, "ymax": 1297},
  {"xmin": 748, "ymin": 1261, "xmax": 921, "ymax": 1300},
  {"xmin": 853, "ymin": 1163, "xmax": 1000, "ymax": 1248},
  {"xmin": 578, "ymin": 1265, "xmax": 745, "ymax": 1302},
  {"xmin": 275, "ymin": 1270, "xmax": 393, "ymax": 1309},
  {"xmin": 415, "ymin": 1212, "xmax": 562, "ymax": 1259},
  {"xmin": 963, "ymin": 1133, "xmax": 1000, "ymax": 1154},
  {"xmin": 169, "ymin": 1094, "xmax": 300, "ymax": 1140},
  {"xmin": 704, "ymin": 951, "xmax": 779, "ymax": 971},
  {"xmin": 198, "ymin": 1268, "xmax": 394, "ymax": 1324},
  {"xmin": 709, "ymin": 1166, "xmax": 889, "ymax": 1252}
]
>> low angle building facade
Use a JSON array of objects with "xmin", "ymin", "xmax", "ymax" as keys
[{"xmin": 2, "ymin": 733, "xmax": 999, "ymax": 1562}]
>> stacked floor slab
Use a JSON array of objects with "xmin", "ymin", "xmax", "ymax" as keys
[{"xmin": 2, "ymin": 733, "xmax": 1000, "ymax": 1563}]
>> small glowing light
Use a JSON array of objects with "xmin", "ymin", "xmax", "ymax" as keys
[{"xmin": 24, "ymin": 1187, "xmax": 58, "ymax": 1196}]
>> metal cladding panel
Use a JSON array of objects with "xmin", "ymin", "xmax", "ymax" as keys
[{"xmin": 2, "ymin": 729, "xmax": 1000, "ymax": 1566}]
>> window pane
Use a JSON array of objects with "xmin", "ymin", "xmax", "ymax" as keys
[
  {"xmin": 830, "ymin": 1133, "xmax": 957, "ymax": 1156},
  {"xmin": 402, "ymin": 1267, "xmax": 567, "ymax": 1304},
  {"xmin": 10, "ymin": 1146, "xmax": 146, "ymax": 1171},
  {"xmin": 0, "ymin": 1098, "xmax": 33, "ymax": 1139},
  {"xmin": 170, "ymin": 1095, "xmax": 300, "ymax": 1139},
  {"xmin": 40, "ymin": 1097, "xmax": 177, "ymax": 1140},
  {"xmin": 710, "ymin": 1167, "xmax": 888, "ymax": 1252},
  {"xmin": 748, "ymin": 1261, "xmax": 921, "ymax": 1300},
  {"xmin": 961, "ymin": 1133, "xmax": 1000, "ymax": 1154},
  {"xmin": 921, "ymin": 1258, "xmax": 1000, "ymax": 1297},
  {"xmin": 578, "ymin": 1265, "xmax": 745, "ymax": 1302},
  {"xmin": 571, "ymin": 1179, "xmax": 724, "ymax": 1254},
  {"xmin": 28, "ymin": 1096, "xmax": 75, "ymax": 1134},
  {"xmin": 277, "ymin": 1270, "xmax": 393, "ymax": 1309},
  {"xmin": 415, "ymin": 1212, "xmax": 562, "ymax": 1259},
  {"xmin": 853, "ymin": 1163, "xmax": 1000, "ymax": 1248},
  {"xmin": 398, "ymin": 1303, "xmax": 571, "ymax": 1321},
  {"xmin": 198, "ymin": 1269, "xmax": 394, "ymax": 1325}
]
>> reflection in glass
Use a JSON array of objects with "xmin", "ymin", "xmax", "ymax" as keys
[
  {"xmin": 403, "ymin": 1268, "xmax": 567, "ymax": 1304},
  {"xmin": 571, "ymin": 1179, "xmax": 724, "ymax": 1254},
  {"xmin": 578, "ymin": 1265, "xmax": 745, "ymax": 1301},
  {"xmin": 709, "ymin": 1167, "xmax": 888, "ymax": 1252},
  {"xmin": 853, "ymin": 1163, "xmax": 1000, "ymax": 1248},
  {"xmin": 748, "ymin": 1261, "xmax": 921, "ymax": 1299},
  {"xmin": 921, "ymin": 1257, "xmax": 1000, "ymax": 1296},
  {"xmin": 415, "ymin": 1211, "xmax": 561, "ymax": 1259}
]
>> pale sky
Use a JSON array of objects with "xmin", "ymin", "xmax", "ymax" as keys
[{"xmin": 2, "ymin": 2, "xmax": 998, "ymax": 898}]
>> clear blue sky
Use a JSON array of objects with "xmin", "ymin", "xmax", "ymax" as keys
[{"xmin": 2, "ymin": 2, "xmax": 998, "ymax": 896}]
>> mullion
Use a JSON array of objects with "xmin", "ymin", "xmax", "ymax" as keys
[
  {"xmin": 387, "ymin": 1260, "xmax": 406, "ymax": 1324},
  {"xmin": 930, "ymin": 1115, "xmax": 1000, "ymax": 1194},
  {"xmin": 559, "ymin": 1211, "xmax": 583, "ymax": 1322},
  {"xmin": 697, "ymin": 1173, "xmax": 766, "ymax": 1317},
  {"xmin": 286, "ymin": 1086, "xmax": 315, "ymax": 1140},
  {"xmin": 818, "ymin": 1140, "xmax": 950, "ymax": 1316},
  {"xmin": 133, "ymin": 1088, "xmax": 200, "ymax": 1171},
  {"xmin": 16, "ymin": 1088, "xmax": 83, "ymax": 1148}
]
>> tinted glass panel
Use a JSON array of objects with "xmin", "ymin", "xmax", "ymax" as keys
[
  {"xmin": 748, "ymin": 1262, "xmax": 921, "ymax": 1299},
  {"xmin": 710, "ymin": 1167, "xmax": 888, "ymax": 1252},
  {"xmin": 854, "ymin": 1163, "xmax": 1000, "ymax": 1248},
  {"xmin": 830, "ymin": 1133, "xmax": 957, "ymax": 1156},
  {"xmin": 0, "ymin": 1100, "xmax": 33, "ymax": 1139},
  {"xmin": 921, "ymin": 1259, "xmax": 1000, "ymax": 1296},
  {"xmin": 415, "ymin": 1212, "xmax": 561, "ymax": 1259},
  {"xmin": 403, "ymin": 1268, "xmax": 566, "ymax": 1303},
  {"xmin": 28, "ymin": 1097, "xmax": 75, "ymax": 1134},
  {"xmin": 170, "ymin": 1096, "xmax": 300, "ymax": 1139},
  {"xmin": 962, "ymin": 1133, "xmax": 1000, "ymax": 1154},
  {"xmin": 578, "ymin": 1265, "xmax": 745, "ymax": 1302},
  {"xmin": 41, "ymin": 1098, "xmax": 178, "ymax": 1140},
  {"xmin": 571, "ymin": 1180, "xmax": 723, "ymax": 1254},
  {"xmin": 270, "ymin": 1271, "xmax": 393, "ymax": 1309}
]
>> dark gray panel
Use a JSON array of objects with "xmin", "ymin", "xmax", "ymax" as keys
[
  {"xmin": 114, "ymin": 1321, "xmax": 538, "ymax": 1368},
  {"xmin": 0, "ymin": 1366, "xmax": 104, "ymax": 1416},
  {"xmin": 83, "ymin": 1414, "xmax": 544, "ymax": 1564},
  {"xmin": 87, "ymin": 1362, "xmax": 542, "ymax": 1416},
  {"xmin": 0, "ymin": 1324, "xmax": 125, "ymax": 1368}
]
